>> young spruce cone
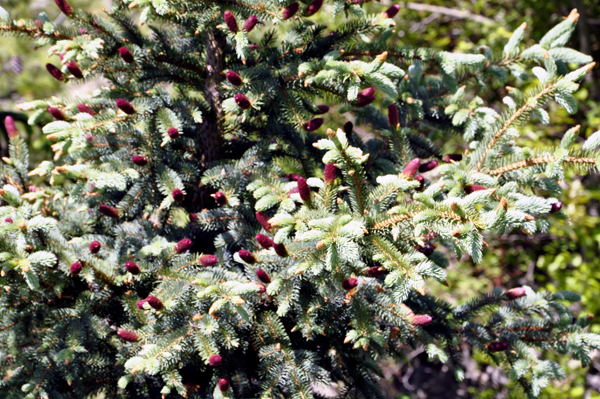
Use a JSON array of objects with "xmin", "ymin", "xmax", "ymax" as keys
[
  {"xmin": 175, "ymin": 238, "xmax": 192, "ymax": 254},
  {"xmin": 256, "ymin": 234, "xmax": 274, "ymax": 249},
  {"xmin": 199, "ymin": 254, "xmax": 218, "ymax": 266},
  {"xmin": 146, "ymin": 295, "xmax": 163, "ymax": 310},
  {"xmin": 125, "ymin": 261, "xmax": 141, "ymax": 275},
  {"xmin": 89, "ymin": 241, "xmax": 101, "ymax": 254},
  {"xmin": 119, "ymin": 47, "xmax": 134, "ymax": 63},
  {"xmin": 226, "ymin": 71, "xmax": 243, "ymax": 86},
  {"xmin": 117, "ymin": 329, "xmax": 138, "ymax": 343},
  {"xmin": 69, "ymin": 262, "xmax": 82, "ymax": 275}
]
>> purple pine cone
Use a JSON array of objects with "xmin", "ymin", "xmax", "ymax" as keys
[
  {"xmin": 224, "ymin": 11, "xmax": 239, "ymax": 33},
  {"xmin": 89, "ymin": 241, "xmax": 101, "ymax": 254},
  {"xmin": 256, "ymin": 211, "xmax": 273, "ymax": 232},
  {"xmin": 234, "ymin": 93, "xmax": 251, "ymax": 110},
  {"xmin": 388, "ymin": 104, "xmax": 399, "ymax": 129},
  {"xmin": 304, "ymin": 118, "xmax": 324, "ymax": 132},
  {"xmin": 316, "ymin": 104, "xmax": 330, "ymax": 114},
  {"xmin": 342, "ymin": 278, "xmax": 358, "ymax": 290},
  {"xmin": 99, "ymin": 204, "xmax": 119, "ymax": 219},
  {"xmin": 306, "ymin": 0, "xmax": 323, "ymax": 16},
  {"xmin": 243, "ymin": 15, "xmax": 258, "ymax": 32},
  {"xmin": 550, "ymin": 202, "xmax": 563, "ymax": 213},
  {"xmin": 77, "ymin": 103, "xmax": 95, "ymax": 116},
  {"xmin": 419, "ymin": 160, "xmax": 438, "ymax": 173},
  {"xmin": 131, "ymin": 155, "xmax": 148, "ymax": 166},
  {"xmin": 282, "ymin": 2, "xmax": 300, "ymax": 19},
  {"xmin": 412, "ymin": 314, "xmax": 433, "ymax": 326},
  {"xmin": 214, "ymin": 191, "xmax": 227, "ymax": 206},
  {"xmin": 226, "ymin": 71, "xmax": 243, "ymax": 86},
  {"xmin": 239, "ymin": 249, "xmax": 256, "ymax": 264},
  {"xmin": 487, "ymin": 342, "xmax": 508, "ymax": 353},
  {"xmin": 367, "ymin": 266, "xmax": 386, "ymax": 278},
  {"xmin": 172, "ymin": 189, "xmax": 185, "ymax": 202},
  {"xmin": 356, "ymin": 87, "xmax": 375, "ymax": 107},
  {"xmin": 69, "ymin": 262, "xmax": 82, "ymax": 275},
  {"xmin": 199, "ymin": 254, "xmax": 219, "ymax": 266},
  {"xmin": 506, "ymin": 287, "xmax": 526, "ymax": 299},
  {"xmin": 256, "ymin": 234, "xmax": 274, "ymax": 249},
  {"xmin": 146, "ymin": 295, "xmax": 163, "ymax": 310},
  {"xmin": 402, "ymin": 158, "xmax": 420, "ymax": 179},
  {"xmin": 256, "ymin": 268, "xmax": 271, "ymax": 284},
  {"xmin": 66, "ymin": 61, "xmax": 83, "ymax": 78},
  {"xmin": 125, "ymin": 261, "xmax": 141, "ymax": 275},
  {"xmin": 175, "ymin": 238, "xmax": 192, "ymax": 254},
  {"xmin": 382, "ymin": 4, "xmax": 400, "ymax": 18},
  {"xmin": 324, "ymin": 163, "xmax": 338, "ymax": 184},
  {"xmin": 167, "ymin": 127, "xmax": 179, "ymax": 139},
  {"xmin": 48, "ymin": 107, "xmax": 66, "ymax": 120},
  {"xmin": 273, "ymin": 242, "xmax": 288, "ymax": 257},
  {"xmin": 4, "ymin": 116, "xmax": 18, "ymax": 139},
  {"xmin": 46, "ymin": 63, "xmax": 64, "ymax": 81},
  {"xmin": 297, "ymin": 177, "xmax": 311, "ymax": 202},
  {"xmin": 442, "ymin": 153, "xmax": 463, "ymax": 163},
  {"xmin": 119, "ymin": 47, "xmax": 134, "ymax": 63},
  {"xmin": 116, "ymin": 98, "xmax": 135, "ymax": 115},
  {"xmin": 54, "ymin": 0, "xmax": 73, "ymax": 15}
]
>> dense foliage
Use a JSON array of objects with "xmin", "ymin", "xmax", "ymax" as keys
[{"xmin": 0, "ymin": 1, "xmax": 599, "ymax": 398}]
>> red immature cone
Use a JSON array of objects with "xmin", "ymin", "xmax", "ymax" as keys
[
  {"xmin": 464, "ymin": 184, "xmax": 486, "ymax": 194},
  {"xmin": 48, "ymin": 107, "xmax": 66, "ymax": 121},
  {"xmin": 256, "ymin": 268, "xmax": 271, "ymax": 284},
  {"xmin": 506, "ymin": 287, "xmax": 526, "ymax": 300},
  {"xmin": 99, "ymin": 204, "xmax": 119, "ymax": 219},
  {"xmin": 239, "ymin": 249, "xmax": 256, "ymax": 264},
  {"xmin": 85, "ymin": 133, "xmax": 94, "ymax": 143},
  {"xmin": 324, "ymin": 163, "xmax": 337, "ymax": 184},
  {"xmin": 256, "ymin": 234, "xmax": 274, "ymax": 249},
  {"xmin": 273, "ymin": 242, "xmax": 288, "ymax": 257},
  {"xmin": 419, "ymin": 160, "xmax": 438, "ymax": 173},
  {"xmin": 412, "ymin": 314, "xmax": 433, "ymax": 326},
  {"xmin": 119, "ymin": 47, "xmax": 134, "ymax": 63},
  {"xmin": 77, "ymin": 103, "xmax": 95, "ymax": 116},
  {"xmin": 243, "ymin": 15, "xmax": 258, "ymax": 32},
  {"xmin": 402, "ymin": 158, "xmax": 420, "ymax": 179},
  {"xmin": 356, "ymin": 87, "xmax": 375, "ymax": 107},
  {"xmin": 415, "ymin": 242, "xmax": 435, "ymax": 256},
  {"xmin": 69, "ymin": 262, "xmax": 82, "ymax": 275},
  {"xmin": 175, "ymin": 238, "xmax": 192, "ymax": 254},
  {"xmin": 550, "ymin": 202, "xmax": 563, "ymax": 213},
  {"xmin": 367, "ymin": 266, "xmax": 386, "ymax": 278},
  {"xmin": 282, "ymin": 2, "xmax": 300, "ymax": 19},
  {"xmin": 414, "ymin": 175, "xmax": 425, "ymax": 191},
  {"xmin": 306, "ymin": 0, "xmax": 323, "ymax": 16},
  {"xmin": 256, "ymin": 283, "xmax": 266, "ymax": 293},
  {"xmin": 382, "ymin": 4, "xmax": 400, "ymax": 18},
  {"xmin": 66, "ymin": 61, "xmax": 83, "ymax": 78},
  {"xmin": 79, "ymin": 28, "xmax": 87, "ymax": 34},
  {"xmin": 172, "ymin": 189, "xmax": 185, "ymax": 202},
  {"xmin": 388, "ymin": 104, "xmax": 399, "ymax": 129},
  {"xmin": 35, "ymin": 20, "xmax": 43, "ymax": 29},
  {"xmin": 285, "ymin": 173, "xmax": 301, "ymax": 182},
  {"xmin": 209, "ymin": 354, "xmax": 222, "ymax": 366},
  {"xmin": 125, "ymin": 261, "xmax": 141, "ymax": 275},
  {"xmin": 5, "ymin": 218, "xmax": 13, "ymax": 223},
  {"xmin": 342, "ymin": 278, "xmax": 359, "ymax": 290},
  {"xmin": 189, "ymin": 213, "xmax": 198, "ymax": 223},
  {"xmin": 234, "ymin": 93, "xmax": 251, "ymax": 110},
  {"xmin": 146, "ymin": 295, "xmax": 163, "ymax": 310},
  {"xmin": 316, "ymin": 104, "xmax": 330, "ymax": 114},
  {"xmin": 89, "ymin": 241, "xmax": 101, "ymax": 254},
  {"xmin": 167, "ymin": 127, "xmax": 179, "ymax": 139},
  {"xmin": 131, "ymin": 155, "xmax": 148, "ymax": 166},
  {"xmin": 256, "ymin": 211, "xmax": 273, "ymax": 232},
  {"xmin": 4, "ymin": 116, "xmax": 18, "ymax": 139},
  {"xmin": 215, "ymin": 191, "xmax": 227, "ymax": 206},
  {"xmin": 218, "ymin": 378, "xmax": 230, "ymax": 392},
  {"xmin": 199, "ymin": 254, "xmax": 219, "ymax": 266},
  {"xmin": 223, "ymin": 11, "xmax": 239, "ymax": 33},
  {"xmin": 297, "ymin": 177, "xmax": 311, "ymax": 202},
  {"xmin": 442, "ymin": 153, "xmax": 463, "ymax": 163},
  {"xmin": 304, "ymin": 118, "xmax": 324, "ymax": 132},
  {"xmin": 136, "ymin": 299, "xmax": 147, "ymax": 309},
  {"xmin": 116, "ymin": 98, "xmax": 135, "ymax": 115},
  {"xmin": 226, "ymin": 71, "xmax": 243, "ymax": 86},
  {"xmin": 487, "ymin": 341, "xmax": 508, "ymax": 352},
  {"xmin": 46, "ymin": 63, "xmax": 64, "ymax": 81},
  {"xmin": 117, "ymin": 329, "xmax": 138, "ymax": 342},
  {"xmin": 249, "ymin": 44, "xmax": 259, "ymax": 51},
  {"xmin": 54, "ymin": 0, "xmax": 73, "ymax": 15},
  {"xmin": 343, "ymin": 121, "xmax": 353, "ymax": 135}
]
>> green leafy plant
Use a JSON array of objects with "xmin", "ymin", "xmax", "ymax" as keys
[{"xmin": 0, "ymin": 1, "xmax": 598, "ymax": 398}]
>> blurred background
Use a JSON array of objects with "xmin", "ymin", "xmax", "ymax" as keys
[{"xmin": 1, "ymin": 0, "xmax": 599, "ymax": 397}]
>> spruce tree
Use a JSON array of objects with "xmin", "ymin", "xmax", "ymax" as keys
[{"xmin": 0, "ymin": 1, "xmax": 599, "ymax": 398}]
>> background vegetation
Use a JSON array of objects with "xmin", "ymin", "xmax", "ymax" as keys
[{"xmin": 1, "ymin": 0, "xmax": 599, "ymax": 397}]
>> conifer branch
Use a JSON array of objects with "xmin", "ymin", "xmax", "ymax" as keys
[{"xmin": 488, "ymin": 155, "xmax": 597, "ymax": 176}]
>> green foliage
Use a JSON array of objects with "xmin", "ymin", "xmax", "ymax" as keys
[{"xmin": 0, "ymin": 1, "xmax": 598, "ymax": 398}]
